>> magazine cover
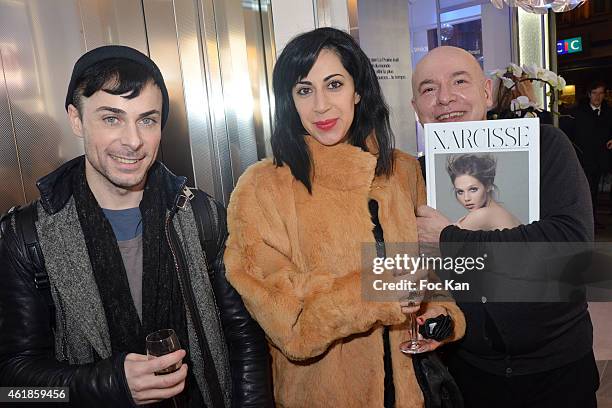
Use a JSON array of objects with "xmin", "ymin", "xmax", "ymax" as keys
[{"xmin": 424, "ymin": 118, "xmax": 540, "ymax": 226}]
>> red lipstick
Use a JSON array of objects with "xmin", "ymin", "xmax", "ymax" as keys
[{"xmin": 315, "ymin": 118, "xmax": 338, "ymax": 131}]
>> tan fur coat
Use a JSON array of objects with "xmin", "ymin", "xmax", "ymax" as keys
[{"xmin": 225, "ymin": 137, "xmax": 466, "ymax": 407}]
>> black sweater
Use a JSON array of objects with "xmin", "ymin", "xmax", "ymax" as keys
[{"xmin": 440, "ymin": 124, "xmax": 594, "ymax": 376}]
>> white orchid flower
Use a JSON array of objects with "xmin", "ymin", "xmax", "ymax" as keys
[
  {"xmin": 501, "ymin": 76, "xmax": 515, "ymax": 89},
  {"xmin": 540, "ymin": 70, "xmax": 559, "ymax": 87},
  {"xmin": 489, "ymin": 69, "xmax": 506, "ymax": 79},
  {"xmin": 509, "ymin": 63, "xmax": 522, "ymax": 78},
  {"xmin": 534, "ymin": 67, "xmax": 547, "ymax": 80},
  {"xmin": 510, "ymin": 95, "xmax": 538, "ymax": 112},
  {"xmin": 557, "ymin": 76, "xmax": 566, "ymax": 89},
  {"xmin": 522, "ymin": 63, "xmax": 539, "ymax": 78}
]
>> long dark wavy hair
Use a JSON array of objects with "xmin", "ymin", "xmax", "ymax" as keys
[{"xmin": 271, "ymin": 27, "xmax": 394, "ymax": 193}]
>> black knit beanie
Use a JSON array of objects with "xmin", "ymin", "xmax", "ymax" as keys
[{"xmin": 65, "ymin": 45, "xmax": 169, "ymax": 129}]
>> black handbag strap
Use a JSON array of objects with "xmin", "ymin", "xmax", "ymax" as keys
[
  {"xmin": 12, "ymin": 202, "xmax": 56, "ymax": 329},
  {"xmin": 188, "ymin": 188, "xmax": 220, "ymax": 267}
]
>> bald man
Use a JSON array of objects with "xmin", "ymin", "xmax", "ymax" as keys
[{"xmin": 412, "ymin": 47, "xmax": 598, "ymax": 408}]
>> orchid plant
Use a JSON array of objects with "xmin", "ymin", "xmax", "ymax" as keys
[{"xmin": 489, "ymin": 63, "xmax": 566, "ymax": 118}]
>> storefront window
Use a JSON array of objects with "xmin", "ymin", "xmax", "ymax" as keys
[
  {"xmin": 347, "ymin": 0, "xmax": 512, "ymax": 154},
  {"xmin": 409, "ymin": 1, "xmax": 508, "ymax": 69},
  {"xmin": 408, "ymin": 0, "xmax": 512, "ymax": 152}
]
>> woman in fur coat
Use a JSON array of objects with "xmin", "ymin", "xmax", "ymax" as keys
[{"xmin": 224, "ymin": 27, "xmax": 466, "ymax": 407}]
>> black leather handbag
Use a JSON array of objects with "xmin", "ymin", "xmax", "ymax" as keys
[{"xmin": 412, "ymin": 352, "xmax": 464, "ymax": 408}]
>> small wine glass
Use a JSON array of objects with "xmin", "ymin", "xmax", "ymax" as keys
[
  {"xmin": 399, "ymin": 285, "xmax": 428, "ymax": 354},
  {"xmin": 146, "ymin": 328, "xmax": 182, "ymax": 373},
  {"xmin": 146, "ymin": 329, "xmax": 182, "ymax": 408}
]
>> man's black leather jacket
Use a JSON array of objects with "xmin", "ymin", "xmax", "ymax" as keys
[{"xmin": 0, "ymin": 158, "xmax": 273, "ymax": 407}]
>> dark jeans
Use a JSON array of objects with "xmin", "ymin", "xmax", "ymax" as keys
[{"xmin": 447, "ymin": 351, "xmax": 600, "ymax": 408}]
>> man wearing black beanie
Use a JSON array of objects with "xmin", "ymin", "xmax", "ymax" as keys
[{"xmin": 0, "ymin": 45, "xmax": 273, "ymax": 407}]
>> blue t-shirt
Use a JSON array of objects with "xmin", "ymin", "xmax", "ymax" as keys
[
  {"xmin": 102, "ymin": 207, "xmax": 142, "ymax": 241},
  {"xmin": 102, "ymin": 207, "xmax": 144, "ymax": 320}
]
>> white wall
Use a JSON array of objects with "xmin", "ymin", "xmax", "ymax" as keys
[
  {"xmin": 270, "ymin": 0, "xmax": 315, "ymax": 54},
  {"xmin": 271, "ymin": 0, "xmax": 350, "ymax": 55},
  {"xmin": 321, "ymin": 0, "xmax": 350, "ymax": 31},
  {"xmin": 481, "ymin": 3, "xmax": 512, "ymax": 75},
  {"xmin": 358, "ymin": 0, "xmax": 417, "ymax": 154}
]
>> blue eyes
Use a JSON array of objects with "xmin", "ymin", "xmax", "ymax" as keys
[
  {"xmin": 141, "ymin": 118, "xmax": 157, "ymax": 126},
  {"xmin": 102, "ymin": 117, "xmax": 157, "ymax": 126}
]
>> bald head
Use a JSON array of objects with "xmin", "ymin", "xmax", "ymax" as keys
[
  {"xmin": 411, "ymin": 46, "xmax": 492, "ymax": 124},
  {"xmin": 412, "ymin": 47, "xmax": 485, "ymax": 94}
]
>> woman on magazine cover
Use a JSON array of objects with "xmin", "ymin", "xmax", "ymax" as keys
[
  {"xmin": 447, "ymin": 153, "xmax": 521, "ymax": 230},
  {"xmin": 223, "ymin": 27, "xmax": 465, "ymax": 407}
]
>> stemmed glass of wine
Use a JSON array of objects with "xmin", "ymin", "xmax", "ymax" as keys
[{"xmin": 399, "ymin": 277, "xmax": 428, "ymax": 354}]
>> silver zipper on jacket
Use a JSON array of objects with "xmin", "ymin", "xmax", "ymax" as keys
[{"xmin": 165, "ymin": 214, "xmax": 181, "ymax": 279}]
